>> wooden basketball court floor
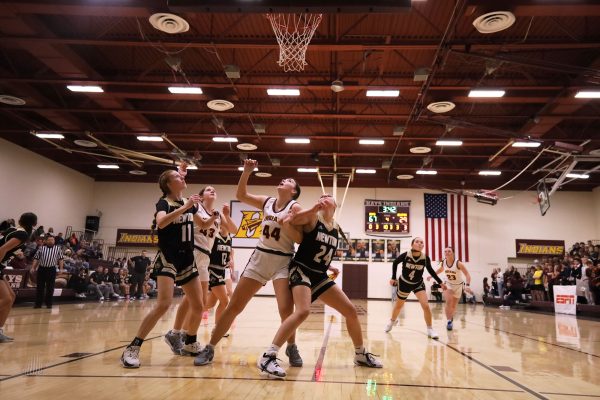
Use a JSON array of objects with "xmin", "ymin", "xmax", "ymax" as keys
[{"xmin": 0, "ymin": 297, "xmax": 598, "ymax": 399}]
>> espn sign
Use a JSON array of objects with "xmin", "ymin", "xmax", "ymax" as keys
[
  {"xmin": 553, "ymin": 285, "xmax": 576, "ymax": 315},
  {"xmin": 555, "ymin": 294, "xmax": 575, "ymax": 304},
  {"xmin": 515, "ymin": 239, "xmax": 565, "ymax": 257}
]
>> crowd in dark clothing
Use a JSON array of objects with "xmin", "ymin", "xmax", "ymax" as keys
[{"xmin": 1, "ymin": 219, "xmax": 155, "ymax": 302}]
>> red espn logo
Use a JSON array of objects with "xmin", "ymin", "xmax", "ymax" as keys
[{"xmin": 556, "ymin": 295, "xmax": 575, "ymax": 304}]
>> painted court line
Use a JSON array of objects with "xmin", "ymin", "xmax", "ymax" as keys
[
  {"xmin": 439, "ymin": 339, "xmax": 549, "ymax": 400},
  {"xmin": 0, "ymin": 335, "xmax": 162, "ymax": 382},
  {"xmin": 467, "ymin": 320, "xmax": 600, "ymax": 358},
  {"xmin": 24, "ymin": 374, "xmax": 526, "ymax": 393},
  {"xmin": 312, "ymin": 315, "xmax": 334, "ymax": 381}
]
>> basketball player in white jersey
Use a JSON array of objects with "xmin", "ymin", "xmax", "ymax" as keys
[
  {"xmin": 194, "ymin": 158, "xmax": 304, "ymax": 367},
  {"xmin": 164, "ymin": 174, "xmax": 237, "ymax": 356},
  {"xmin": 429, "ymin": 246, "xmax": 471, "ymax": 331}
]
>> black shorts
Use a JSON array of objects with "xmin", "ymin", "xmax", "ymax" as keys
[
  {"xmin": 208, "ymin": 265, "xmax": 226, "ymax": 290},
  {"xmin": 153, "ymin": 250, "xmax": 197, "ymax": 286},
  {"xmin": 289, "ymin": 261, "xmax": 335, "ymax": 303},
  {"xmin": 396, "ymin": 279, "xmax": 426, "ymax": 300}
]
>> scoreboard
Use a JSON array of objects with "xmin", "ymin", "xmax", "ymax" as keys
[{"xmin": 364, "ymin": 199, "xmax": 410, "ymax": 234}]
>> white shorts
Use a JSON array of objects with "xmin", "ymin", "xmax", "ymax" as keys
[
  {"xmin": 241, "ymin": 248, "xmax": 292, "ymax": 285},
  {"xmin": 193, "ymin": 249, "xmax": 210, "ymax": 282},
  {"xmin": 225, "ymin": 267, "xmax": 231, "ymax": 281},
  {"xmin": 446, "ymin": 282, "xmax": 464, "ymax": 299}
]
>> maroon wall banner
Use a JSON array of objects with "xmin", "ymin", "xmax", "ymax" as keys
[
  {"xmin": 515, "ymin": 239, "xmax": 565, "ymax": 257},
  {"xmin": 3, "ymin": 269, "xmax": 28, "ymax": 289},
  {"xmin": 116, "ymin": 229, "xmax": 158, "ymax": 247}
]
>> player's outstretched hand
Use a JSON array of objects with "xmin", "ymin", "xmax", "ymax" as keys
[
  {"xmin": 243, "ymin": 159, "xmax": 258, "ymax": 173},
  {"xmin": 186, "ymin": 194, "xmax": 201, "ymax": 209},
  {"xmin": 222, "ymin": 203, "xmax": 231, "ymax": 216}
]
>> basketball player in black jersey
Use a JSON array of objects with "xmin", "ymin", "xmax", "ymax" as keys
[
  {"xmin": 204, "ymin": 228, "xmax": 233, "ymax": 330},
  {"xmin": 121, "ymin": 168, "xmax": 206, "ymax": 368},
  {"xmin": 257, "ymin": 194, "xmax": 382, "ymax": 379},
  {"xmin": 0, "ymin": 212, "xmax": 37, "ymax": 343},
  {"xmin": 385, "ymin": 237, "xmax": 446, "ymax": 339}
]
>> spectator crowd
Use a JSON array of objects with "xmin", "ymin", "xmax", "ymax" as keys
[
  {"xmin": 485, "ymin": 240, "xmax": 600, "ymax": 306},
  {"xmin": 1, "ymin": 219, "xmax": 157, "ymax": 303}
]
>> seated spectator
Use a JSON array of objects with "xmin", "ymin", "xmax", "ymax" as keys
[
  {"xmin": 106, "ymin": 266, "xmax": 123, "ymax": 297},
  {"xmin": 430, "ymin": 282, "xmax": 443, "ymax": 302},
  {"xmin": 0, "ymin": 218, "xmax": 15, "ymax": 231},
  {"xmin": 68, "ymin": 268, "xmax": 89, "ymax": 298},
  {"xmin": 88, "ymin": 266, "xmax": 119, "ymax": 301},
  {"xmin": 504, "ymin": 272, "xmax": 523, "ymax": 305},
  {"xmin": 464, "ymin": 286, "xmax": 476, "ymax": 304},
  {"xmin": 482, "ymin": 277, "xmax": 490, "ymax": 298},
  {"xmin": 68, "ymin": 233, "xmax": 79, "ymax": 251},
  {"xmin": 8, "ymin": 251, "xmax": 27, "ymax": 270},
  {"xmin": 119, "ymin": 268, "xmax": 131, "ymax": 300},
  {"xmin": 55, "ymin": 232, "xmax": 65, "ymax": 246}
]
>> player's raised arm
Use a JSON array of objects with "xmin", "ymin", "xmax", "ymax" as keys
[{"xmin": 236, "ymin": 159, "xmax": 269, "ymax": 209}]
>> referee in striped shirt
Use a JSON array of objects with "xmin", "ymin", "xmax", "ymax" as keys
[{"xmin": 32, "ymin": 236, "xmax": 64, "ymax": 309}]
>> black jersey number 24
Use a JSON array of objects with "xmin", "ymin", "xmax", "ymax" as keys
[{"xmin": 313, "ymin": 245, "xmax": 334, "ymax": 265}]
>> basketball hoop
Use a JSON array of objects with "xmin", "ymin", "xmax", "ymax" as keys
[{"xmin": 266, "ymin": 13, "xmax": 322, "ymax": 72}]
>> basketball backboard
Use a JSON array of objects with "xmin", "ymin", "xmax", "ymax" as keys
[{"xmin": 537, "ymin": 179, "xmax": 550, "ymax": 216}]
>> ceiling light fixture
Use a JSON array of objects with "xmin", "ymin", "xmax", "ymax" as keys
[
  {"xmin": 267, "ymin": 88, "xmax": 300, "ymax": 96},
  {"xmin": 35, "ymin": 133, "xmax": 65, "ymax": 139},
  {"xmin": 359, "ymin": 139, "xmax": 385, "ymax": 145},
  {"xmin": 574, "ymin": 91, "xmax": 600, "ymax": 99},
  {"xmin": 285, "ymin": 138, "xmax": 310, "ymax": 144},
  {"xmin": 479, "ymin": 170, "xmax": 502, "ymax": 176},
  {"xmin": 97, "ymin": 164, "xmax": 119, "ymax": 169},
  {"xmin": 137, "ymin": 136, "xmax": 164, "ymax": 142},
  {"xmin": 297, "ymin": 168, "xmax": 318, "ymax": 173},
  {"xmin": 512, "ymin": 141, "xmax": 541, "ymax": 148},
  {"xmin": 67, "ymin": 85, "xmax": 104, "ymax": 93},
  {"xmin": 356, "ymin": 169, "xmax": 376, "ymax": 174},
  {"xmin": 366, "ymin": 90, "xmax": 400, "ymax": 97},
  {"xmin": 566, "ymin": 173, "xmax": 589, "ymax": 179},
  {"xmin": 468, "ymin": 89, "xmax": 505, "ymax": 98},
  {"xmin": 238, "ymin": 166, "xmax": 258, "ymax": 171},
  {"xmin": 435, "ymin": 140, "xmax": 463, "ymax": 146},
  {"xmin": 213, "ymin": 137, "xmax": 238, "ymax": 142},
  {"xmin": 168, "ymin": 86, "xmax": 202, "ymax": 94},
  {"xmin": 416, "ymin": 170, "xmax": 437, "ymax": 175}
]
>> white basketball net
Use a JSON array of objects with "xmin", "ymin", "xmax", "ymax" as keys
[{"xmin": 266, "ymin": 13, "xmax": 323, "ymax": 72}]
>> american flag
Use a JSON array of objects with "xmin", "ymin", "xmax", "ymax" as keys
[{"xmin": 424, "ymin": 193, "xmax": 469, "ymax": 262}]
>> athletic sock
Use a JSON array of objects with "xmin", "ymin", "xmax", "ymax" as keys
[
  {"xmin": 205, "ymin": 343, "xmax": 214, "ymax": 350},
  {"xmin": 173, "ymin": 329, "xmax": 183, "ymax": 334},
  {"xmin": 185, "ymin": 334, "xmax": 197, "ymax": 345},
  {"xmin": 355, "ymin": 346, "xmax": 365, "ymax": 354},
  {"xmin": 130, "ymin": 337, "xmax": 144, "ymax": 347},
  {"xmin": 266, "ymin": 344, "xmax": 280, "ymax": 356},
  {"xmin": 427, "ymin": 326, "xmax": 433, "ymax": 330}
]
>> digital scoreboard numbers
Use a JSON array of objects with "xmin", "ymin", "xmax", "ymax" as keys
[{"xmin": 364, "ymin": 199, "xmax": 411, "ymax": 234}]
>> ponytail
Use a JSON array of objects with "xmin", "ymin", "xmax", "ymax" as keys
[{"xmin": 151, "ymin": 170, "xmax": 174, "ymax": 238}]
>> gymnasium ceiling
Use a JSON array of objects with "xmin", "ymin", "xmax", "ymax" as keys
[{"xmin": 0, "ymin": 0, "xmax": 599, "ymax": 193}]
